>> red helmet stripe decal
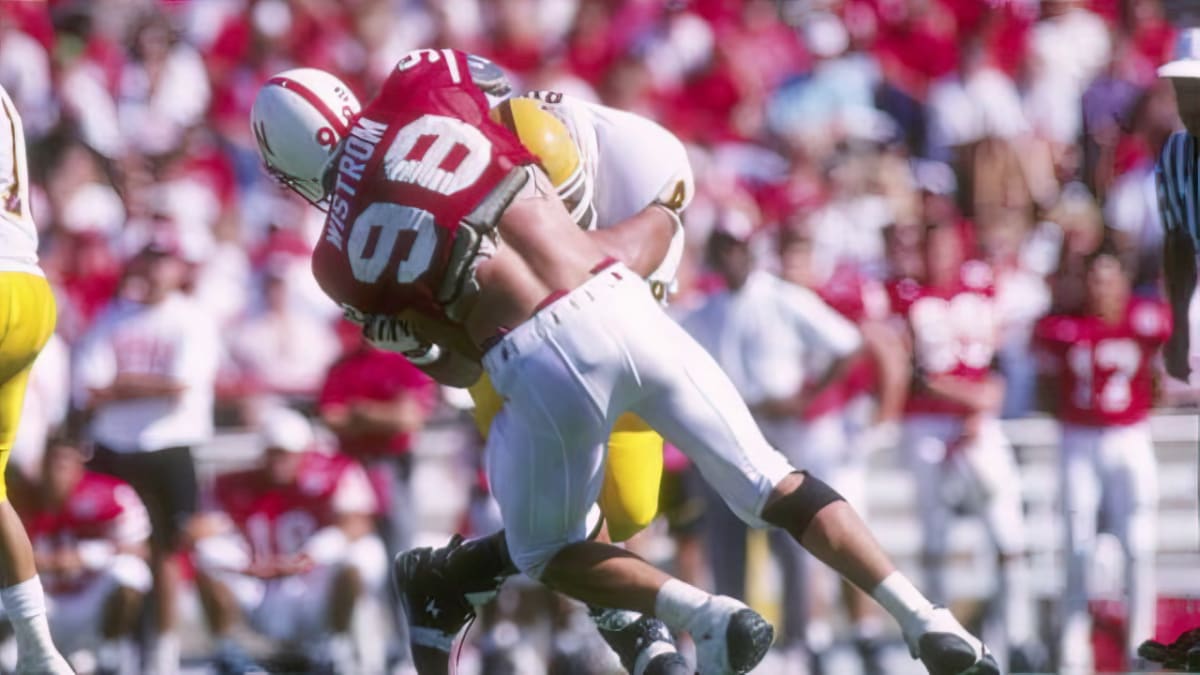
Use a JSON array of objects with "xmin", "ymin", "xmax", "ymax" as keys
[{"xmin": 267, "ymin": 76, "xmax": 349, "ymax": 136}]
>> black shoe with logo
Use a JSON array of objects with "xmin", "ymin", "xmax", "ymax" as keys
[{"xmin": 589, "ymin": 607, "xmax": 690, "ymax": 675}]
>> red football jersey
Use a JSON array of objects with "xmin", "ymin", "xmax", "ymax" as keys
[
  {"xmin": 889, "ymin": 260, "xmax": 998, "ymax": 416},
  {"xmin": 1034, "ymin": 299, "xmax": 1171, "ymax": 427},
  {"xmin": 24, "ymin": 473, "xmax": 151, "ymax": 593},
  {"xmin": 311, "ymin": 48, "xmax": 536, "ymax": 320},
  {"xmin": 213, "ymin": 452, "xmax": 376, "ymax": 559}
]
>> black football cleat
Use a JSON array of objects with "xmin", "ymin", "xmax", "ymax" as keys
[
  {"xmin": 589, "ymin": 607, "xmax": 689, "ymax": 675},
  {"xmin": 392, "ymin": 533, "xmax": 515, "ymax": 656},
  {"xmin": 902, "ymin": 607, "xmax": 998, "ymax": 675},
  {"xmin": 1139, "ymin": 627, "xmax": 1200, "ymax": 671},
  {"xmin": 688, "ymin": 596, "xmax": 774, "ymax": 675},
  {"xmin": 917, "ymin": 632, "xmax": 1000, "ymax": 675}
]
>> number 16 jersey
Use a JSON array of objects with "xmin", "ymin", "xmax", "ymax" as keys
[{"xmin": 311, "ymin": 48, "xmax": 536, "ymax": 320}]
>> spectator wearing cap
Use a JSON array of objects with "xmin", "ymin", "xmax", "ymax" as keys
[
  {"xmin": 682, "ymin": 203, "xmax": 869, "ymax": 671},
  {"xmin": 72, "ymin": 235, "xmax": 219, "ymax": 675},
  {"xmin": 191, "ymin": 407, "xmax": 386, "ymax": 673}
]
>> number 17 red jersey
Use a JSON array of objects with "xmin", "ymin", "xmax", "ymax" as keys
[
  {"xmin": 1034, "ymin": 299, "xmax": 1171, "ymax": 427},
  {"xmin": 311, "ymin": 48, "xmax": 536, "ymax": 320}
]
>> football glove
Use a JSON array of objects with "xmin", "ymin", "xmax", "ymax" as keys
[{"xmin": 362, "ymin": 314, "xmax": 442, "ymax": 365}]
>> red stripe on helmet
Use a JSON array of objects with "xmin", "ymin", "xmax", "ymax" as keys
[{"xmin": 267, "ymin": 76, "xmax": 349, "ymax": 136}]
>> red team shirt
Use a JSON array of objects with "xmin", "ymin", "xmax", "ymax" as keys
[
  {"xmin": 888, "ymin": 260, "xmax": 999, "ymax": 417},
  {"xmin": 213, "ymin": 452, "xmax": 377, "ymax": 560},
  {"xmin": 1034, "ymin": 299, "xmax": 1171, "ymax": 428},
  {"xmin": 23, "ymin": 473, "xmax": 151, "ymax": 593},
  {"xmin": 310, "ymin": 48, "xmax": 536, "ymax": 321},
  {"xmin": 317, "ymin": 348, "xmax": 435, "ymax": 460}
]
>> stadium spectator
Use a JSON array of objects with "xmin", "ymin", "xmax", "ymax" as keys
[
  {"xmin": 317, "ymin": 322, "xmax": 435, "ymax": 553},
  {"xmin": 191, "ymin": 407, "xmax": 387, "ymax": 673},
  {"xmin": 117, "ymin": 11, "xmax": 211, "ymax": 158},
  {"xmin": 683, "ymin": 203, "xmax": 872, "ymax": 671},
  {"xmin": 72, "ymin": 234, "xmax": 219, "ymax": 675},
  {"xmin": 11, "ymin": 439, "xmax": 152, "ymax": 675},
  {"xmin": 227, "ymin": 260, "xmax": 340, "ymax": 408},
  {"xmin": 1035, "ymin": 251, "xmax": 1167, "ymax": 674}
]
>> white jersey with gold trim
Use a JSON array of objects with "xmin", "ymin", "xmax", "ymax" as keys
[
  {"xmin": 0, "ymin": 85, "xmax": 39, "ymax": 275},
  {"xmin": 526, "ymin": 91, "xmax": 692, "ymax": 298}
]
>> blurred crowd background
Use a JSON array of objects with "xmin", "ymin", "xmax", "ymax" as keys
[{"xmin": 2, "ymin": 0, "xmax": 1200, "ymax": 673}]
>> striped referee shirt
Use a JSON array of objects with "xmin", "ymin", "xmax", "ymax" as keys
[{"xmin": 1158, "ymin": 129, "xmax": 1200, "ymax": 251}]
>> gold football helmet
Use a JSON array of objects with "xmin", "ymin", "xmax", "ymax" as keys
[{"xmin": 490, "ymin": 97, "xmax": 596, "ymax": 230}]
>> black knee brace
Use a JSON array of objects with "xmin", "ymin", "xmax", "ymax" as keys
[{"xmin": 762, "ymin": 471, "xmax": 845, "ymax": 535}]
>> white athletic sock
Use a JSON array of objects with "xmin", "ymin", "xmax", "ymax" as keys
[
  {"xmin": 0, "ymin": 577, "xmax": 58, "ymax": 661},
  {"xmin": 654, "ymin": 579, "xmax": 712, "ymax": 633},
  {"xmin": 870, "ymin": 572, "xmax": 934, "ymax": 637}
]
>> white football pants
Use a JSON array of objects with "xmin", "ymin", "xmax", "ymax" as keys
[
  {"xmin": 483, "ymin": 264, "xmax": 795, "ymax": 579},
  {"xmin": 1058, "ymin": 422, "xmax": 1158, "ymax": 665}
]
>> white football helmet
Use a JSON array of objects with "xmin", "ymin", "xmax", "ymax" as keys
[{"xmin": 250, "ymin": 68, "xmax": 361, "ymax": 208}]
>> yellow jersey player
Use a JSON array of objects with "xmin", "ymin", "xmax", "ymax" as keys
[
  {"xmin": 479, "ymin": 91, "xmax": 690, "ymax": 543},
  {"xmin": 378, "ymin": 73, "xmax": 693, "ymax": 674},
  {"xmin": 0, "ymin": 85, "xmax": 73, "ymax": 674}
]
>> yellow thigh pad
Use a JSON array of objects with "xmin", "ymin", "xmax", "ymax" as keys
[
  {"xmin": 0, "ymin": 272, "xmax": 56, "ymax": 501},
  {"xmin": 468, "ymin": 376, "xmax": 664, "ymax": 542},
  {"xmin": 600, "ymin": 413, "xmax": 664, "ymax": 542}
]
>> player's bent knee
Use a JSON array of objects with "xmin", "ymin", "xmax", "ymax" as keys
[
  {"xmin": 761, "ymin": 471, "xmax": 846, "ymax": 536},
  {"xmin": 504, "ymin": 533, "xmax": 578, "ymax": 582}
]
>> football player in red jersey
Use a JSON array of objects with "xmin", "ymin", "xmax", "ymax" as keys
[
  {"xmin": 888, "ymin": 222, "xmax": 1042, "ymax": 671},
  {"xmin": 190, "ymin": 408, "xmax": 387, "ymax": 673},
  {"xmin": 16, "ymin": 440, "xmax": 151, "ymax": 675},
  {"xmin": 1035, "ymin": 251, "xmax": 1168, "ymax": 673},
  {"xmin": 249, "ymin": 48, "xmax": 996, "ymax": 675}
]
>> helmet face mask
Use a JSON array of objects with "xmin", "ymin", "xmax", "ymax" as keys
[
  {"xmin": 260, "ymin": 150, "xmax": 338, "ymax": 210},
  {"xmin": 489, "ymin": 97, "xmax": 597, "ymax": 230},
  {"xmin": 251, "ymin": 68, "xmax": 360, "ymax": 210}
]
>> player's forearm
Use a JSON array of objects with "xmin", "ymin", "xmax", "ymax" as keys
[
  {"xmin": 586, "ymin": 206, "xmax": 676, "ymax": 278},
  {"xmin": 1162, "ymin": 229, "xmax": 1196, "ymax": 380},
  {"xmin": 860, "ymin": 322, "xmax": 910, "ymax": 423},
  {"xmin": 919, "ymin": 374, "xmax": 1004, "ymax": 413},
  {"xmin": 351, "ymin": 397, "xmax": 427, "ymax": 434}
]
